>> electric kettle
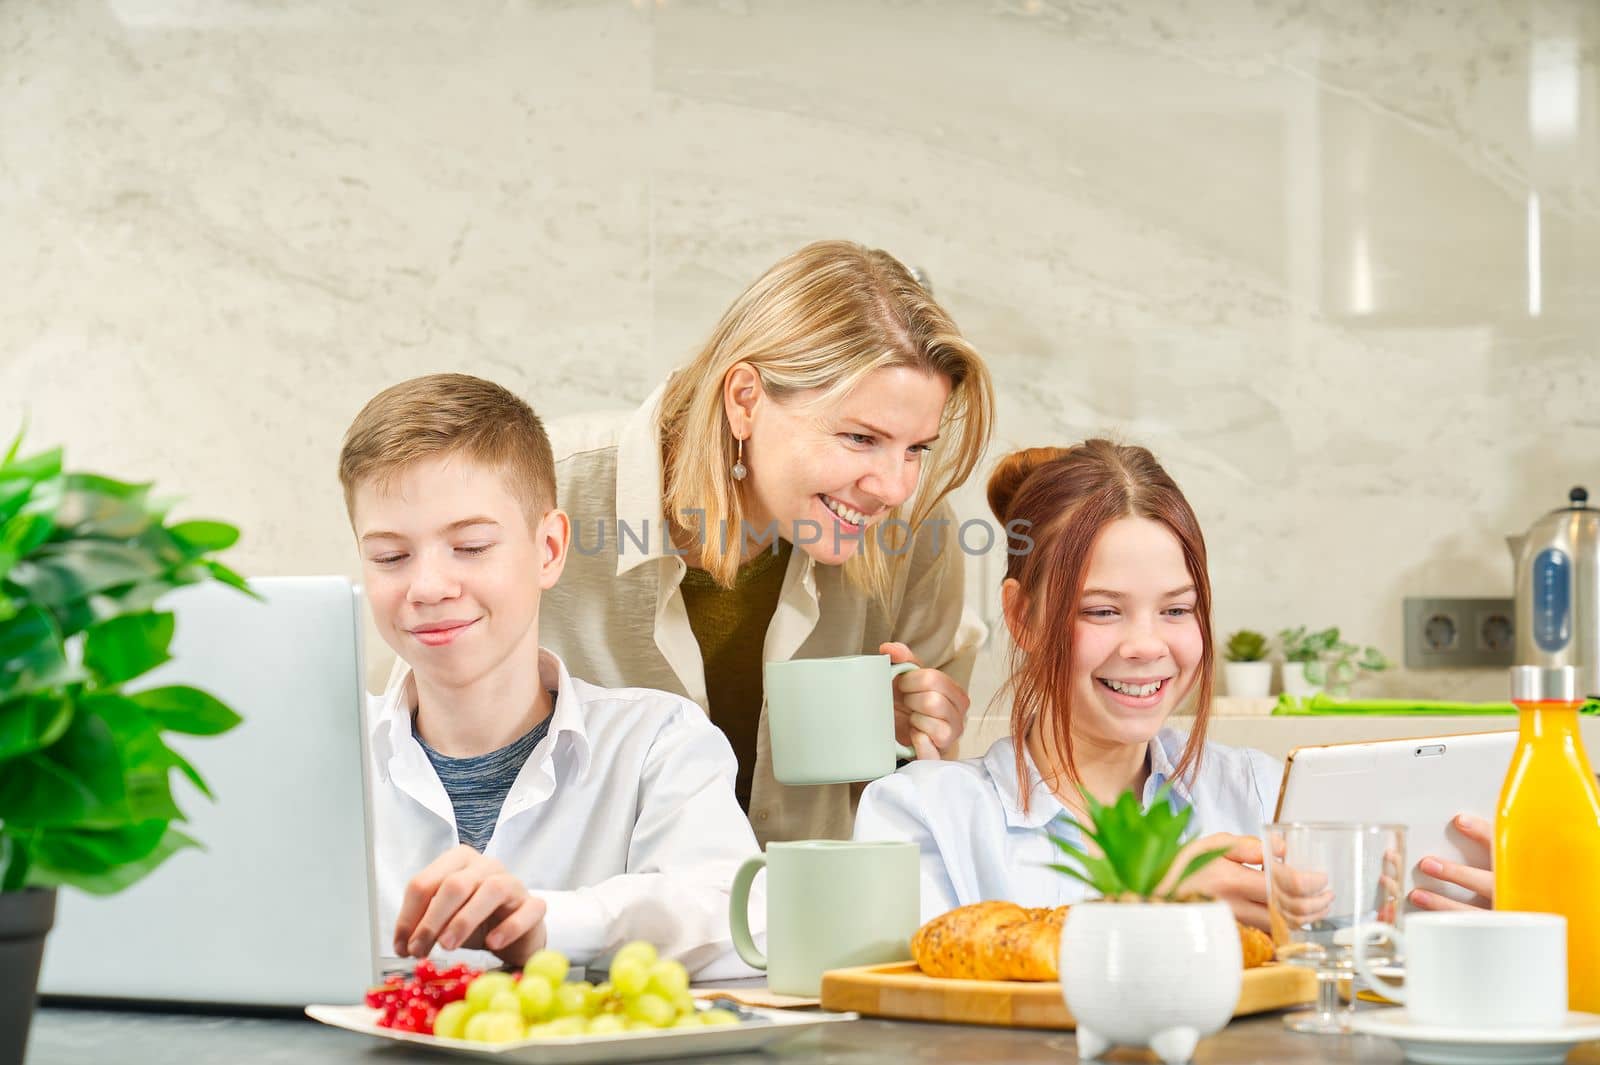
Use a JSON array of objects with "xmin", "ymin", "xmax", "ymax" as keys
[{"xmin": 1511, "ymin": 486, "xmax": 1600, "ymax": 698}]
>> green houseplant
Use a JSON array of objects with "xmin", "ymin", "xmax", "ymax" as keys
[
  {"xmin": 1221, "ymin": 629, "xmax": 1272, "ymax": 699},
  {"xmin": 1049, "ymin": 787, "xmax": 1242, "ymax": 1065},
  {"xmin": 0, "ymin": 430, "xmax": 248, "ymax": 1062},
  {"xmin": 1277, "ymin": 626, "xmax": 1389, "ymax": 697}
]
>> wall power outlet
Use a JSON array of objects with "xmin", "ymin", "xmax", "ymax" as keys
[{"xmin": 1402, "ymin": 597, "xmax": 1515, "ymax": 669}]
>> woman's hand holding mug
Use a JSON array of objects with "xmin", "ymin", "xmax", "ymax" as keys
[{"xmin": 880, "ymin": 641, "xmax": 970, "ymax": 760}]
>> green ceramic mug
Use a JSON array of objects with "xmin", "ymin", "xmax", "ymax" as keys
[
  {"xmin": 764, "ymin": 654, "xmax": 917, "ymax": 785},
  {"xmin": 729, "ymin": 840, "xmax": 920, "ymax": 997}
]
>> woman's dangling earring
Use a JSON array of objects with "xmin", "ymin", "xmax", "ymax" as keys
[{"xmin": 731, "ymin": 437, "xmax": 748, "ymax": 481}]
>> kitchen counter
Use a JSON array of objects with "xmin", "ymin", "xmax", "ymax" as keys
[{"xmin": 960, "ymin": 710, "xmax": 1600, "ymax": 763}]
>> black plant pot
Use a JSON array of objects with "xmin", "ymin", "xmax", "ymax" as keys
[{"xmin": 0, "ymin": 887, "xmax": 57, "ymax": 1065}]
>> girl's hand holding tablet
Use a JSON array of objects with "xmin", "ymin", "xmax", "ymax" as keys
[{"xmin": 1410, "ymin": 813, "xmax": 1494, "ymax": 911}]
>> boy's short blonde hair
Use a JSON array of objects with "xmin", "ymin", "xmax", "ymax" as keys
[{"xmin": 338, "ymin": 373, "xmax": 557, "ymax": 524}]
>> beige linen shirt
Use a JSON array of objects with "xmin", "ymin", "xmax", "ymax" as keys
[{"xmin": 542, "ymin": 383, "xmax": 985, "ymax": 846}]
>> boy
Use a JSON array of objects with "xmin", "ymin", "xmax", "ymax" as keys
[{"xmin": 338, "ymin": 373, "xmax": 760, "ymax": 977}]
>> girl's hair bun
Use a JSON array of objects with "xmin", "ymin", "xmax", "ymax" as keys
[{"xmin": 986, "ymin": 445, "xmax": 1071, "ymax": 524}]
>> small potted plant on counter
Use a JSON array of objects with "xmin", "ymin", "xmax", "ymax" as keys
[
  {"xmin": 0, "ymin": 432, "xmax": 248, "ymax": 1064},
  {"xmin": 1050, "ymin": 786, "xmax": 1240, "ymax": 1065},
  {"xmin": 1221, "ymin": 630, "xmax": 1272, "ymax": 698},
  {"xmin": 1278, "ymin": 626, "xmax": 1389, "ymax": 697}
]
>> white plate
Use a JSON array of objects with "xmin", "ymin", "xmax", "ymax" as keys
[
  {"xmin": 304, "ymin": 1002, "xmax": 858, "ymax": 1063},
  {"xmin": 1350, "ymin": 1007, "xmax": 1600, "ymax": 1065}
]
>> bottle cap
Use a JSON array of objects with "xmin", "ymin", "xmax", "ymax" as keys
[{"xmin": 1511, "ymin": 665, "xmax": 1579, "ymax": 702}]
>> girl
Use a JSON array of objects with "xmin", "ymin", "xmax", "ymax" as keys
[
  {"xmin": 540, "ymin": 240, "xmax": 995, "ymax": 844},
  {"xmin": 855, "ymin": 440, "xmax": 1494, "ymax": 926},
  {"xmin": 854, "ymin": 441, "xmax": 1283, "ymax": 927}
]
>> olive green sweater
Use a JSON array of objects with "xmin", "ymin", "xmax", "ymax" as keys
[{"xmin": 678, "ymin": 541, "xmax": 792, "ymax": 810}]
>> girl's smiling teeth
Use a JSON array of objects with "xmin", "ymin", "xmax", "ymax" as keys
[
  {"xmin": 819, "ymin": 494, "xmax": 872, "ymax": 527},
  {"xmin": 1098, "ymin": 677, "xmax": 1167, "ymax": 698}
]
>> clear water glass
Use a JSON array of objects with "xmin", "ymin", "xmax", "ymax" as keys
[{"xmin": 1261, "ymin": 821, "xmax": 1406, "ymax": 1035}]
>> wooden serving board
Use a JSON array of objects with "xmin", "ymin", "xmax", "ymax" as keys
[{"xmin": 819, "ymin": 962, "xmax": 1315, "ymax": 1030}]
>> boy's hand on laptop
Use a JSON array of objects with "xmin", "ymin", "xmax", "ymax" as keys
[
  {"xmin": 881, "ymin": 641, "xmax": 969, "ymax": 761},
  {"xmin": 1410, "ymin": 813, "xmax": 1494, "ymax": 911},
  {"xmin": 394, "ymin": 845, "xmax": 549, "ymax": 967}
]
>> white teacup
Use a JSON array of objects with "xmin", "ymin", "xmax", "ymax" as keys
[{"xmin": 1353, "ymin": 911, "xmax": 1567, "ymax": 1030}]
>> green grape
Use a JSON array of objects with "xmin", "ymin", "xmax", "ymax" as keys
[
  {"xmin": 625, "ymin": 1018, "xmax": 654, "ymax": 1031},
  {"xmin": 610, "ymin": 940, "xmax": 658, "ymax": 972},
  {"xmin": 645, "ymin": 959, "xmax": 690, "ymax": 998},
  {"xmin": 609, "ymin": 957, "xmax": 648, "ymax": 997},
  {"xmin": 672, "ymin": 990, "xmax": 696, "ymax": 1017},
  {"xmin": 464, "ymin": 1012, "xmax": 494, "ymax": 1042},
  {"xmin": 464, "ymin": 971, "xmax": 517, "ymax": 1011},
  {"xmin": 432, "ymin": 1000, "xmax": 475, "ymax": 1040},
  {"xmin": 626, "ymin": 992, "xmax": 675, "ymax": 1028},
  {"xmin": 523, "ymin": 948, "xmax": 570, "ymax": 989},
  {"xmin": 517, "ymin": 974, "xmax": 554, "ymax": 1020},
  {"xmin": 586, "ymin": 1014, "xmax": 627, "ymax": 1036},
  {"xmin": 700, "ymin": 1008, "xmax": 740, "ymax": 1026},
  {"xmin": 672, "ymin": 1014, "xmax": 703, "ymax": 1029},
  {"xmin": 543, "ymin": 1016, "xmax": 587, "ymax": 1037},
  {"xmin": 487, "ymin": 989, "xmax": 521, "ymax": 1016},
  {"xmin": 478, "ymin": 1011, "xmax": 525, "ymax": 1043},
  {"xmin": 588, "ymin": 981, "xmax": 616, "ymax": 1012},
  {"xmin": 552, "ymin": 980, "xmax": 594, "ymax": 1017}
]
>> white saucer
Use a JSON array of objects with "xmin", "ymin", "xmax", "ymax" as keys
[{"xmin": 1350, "ymin": 1007, "xmax": 1600, "ymax": 1065}]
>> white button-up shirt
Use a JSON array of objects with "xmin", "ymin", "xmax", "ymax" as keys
[
  {"xmin": 367, "ymin": 649, "xmax": 762, "ymax": 978},
  {"xmin": 540, "ymin": 382, "xmax": 986, "ymax": 846},
  {"xmin": 852, "ymin": 729, "xmax": 1283, "ymax": 921}
]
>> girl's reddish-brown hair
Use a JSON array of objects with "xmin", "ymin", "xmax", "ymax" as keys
[{"xmin": 986, "ymin": 440, "xmax": 1214, "ymax": 810}]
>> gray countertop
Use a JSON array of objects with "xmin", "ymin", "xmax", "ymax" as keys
[{"xmin": 26, "ymin": 1005, "xmax": 1416, "ymax": 1065}]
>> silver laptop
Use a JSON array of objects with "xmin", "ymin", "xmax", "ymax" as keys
[{"xmin": 40, "ymin": 576, "xmax": 381, "ymax": 1007}]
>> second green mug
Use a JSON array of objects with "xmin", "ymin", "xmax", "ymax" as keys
[
  {"xmin": 729, "ymin": 840, "xmax": 920, "ymax": 997},
  {"xmin": 764, "ymin": 654, "xmax": 916, "ymax": 785}
]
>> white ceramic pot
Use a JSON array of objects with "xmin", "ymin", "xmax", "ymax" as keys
[
  {"xmin": 1279, "ymin": 661, "xmax": 1322, "ymax": 697},
  {"xmin": 1060, "ymin": 899, "xmax": 1242, "ymax": 1065},
  {"xmin": 1222, "ymin": 661, "xmax": 1272, "ymax": 698}
]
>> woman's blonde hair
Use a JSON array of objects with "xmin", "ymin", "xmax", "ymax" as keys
[{"xmin": 659, "ymin": 240, "xmax": 994, "ymax": 600}]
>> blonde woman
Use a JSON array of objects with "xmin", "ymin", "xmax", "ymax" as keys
[{"xmin": 541, "ymin": 241, "xmax": 995, "ymax": 845}]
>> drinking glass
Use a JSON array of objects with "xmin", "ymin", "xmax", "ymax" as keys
[{"xmin": 1261, "ymin": 822, "xmax": 1406, "ymax": 1034}]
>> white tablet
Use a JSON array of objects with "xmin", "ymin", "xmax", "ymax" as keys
[{"xmin": 1274, "ymin": 730, "xmax": 1514, "ymax": 910}]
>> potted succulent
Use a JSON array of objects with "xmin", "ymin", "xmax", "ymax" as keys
[
  {"xmin": 0, "ymin": 432, "xmax": 248, "ymax": 1064},
  {"xmin": 1048, "ymin": 786, "xmax": 1240, "ymax": 1065},
  {"xmin": 1277, "ymin": 626, "xmax": 1389, "ymax": 697},
  {"xmin": 1221, "ymin": 630, "xmax": 1272, "ymax": 698}
]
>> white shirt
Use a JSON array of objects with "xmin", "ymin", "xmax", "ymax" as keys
[
  {"xmin": 541, "ymin": 382, "xmax": 987, "ymax": 845},
  {"xmin": 367, "ymin": 648, "xmax": 762, "ymax": 978},
  {"xmin": 852, "ymin": 728, "xmax": 1283, "ymax": 921}
]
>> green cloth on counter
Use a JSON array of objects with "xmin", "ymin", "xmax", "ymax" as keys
[{"xmin": 1273, "ymin": 693, "xmax": 1600, "ymax": 716}]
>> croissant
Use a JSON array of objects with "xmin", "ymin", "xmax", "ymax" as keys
[
  {"xmin": 912, "ymin": 900, "xmax": 1275, "ymax": 981},
  {"xmin": 911, "ymin": 901, "xmax": 1066, "ymax": 981}
]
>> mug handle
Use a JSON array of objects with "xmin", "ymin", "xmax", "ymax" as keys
[
  {"xmin": 889, "ymin": 661, "xmax": 918, "ymax": 761},
  {"xmin": 1349, "ymin": 921, "xmax": 1407, "ymax": 1004},
  {"xmin": 729, "ymin": 855, "xmax": 768, "ymax": 971}
]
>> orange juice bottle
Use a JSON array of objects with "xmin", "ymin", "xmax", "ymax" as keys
[{"xmin": 1495, "ymin": 665, "xmax": 1600, "ymax": 1013}]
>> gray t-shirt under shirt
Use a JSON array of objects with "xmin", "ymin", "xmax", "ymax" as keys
[{"xmin": 414, "ymin": 696, "xmax": 555, "ymax": 852}]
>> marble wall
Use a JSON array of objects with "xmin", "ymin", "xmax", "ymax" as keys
[{"xmin": 3, "ymin": 0, "xmax": 1597, "ymax": 718}]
